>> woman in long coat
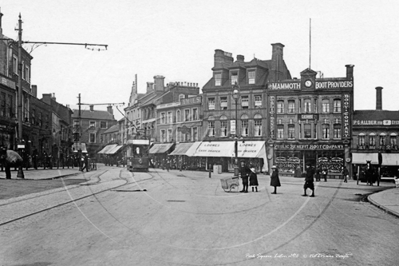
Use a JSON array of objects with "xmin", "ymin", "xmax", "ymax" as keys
[
  {"xmin": 249, "ymin": 167, "xmax": 259, "ymax": 192},
  {"xmin": 270, "ymin": 165, "xmax": 281, "ymax": 194}
]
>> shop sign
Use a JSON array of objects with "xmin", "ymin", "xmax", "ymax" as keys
[
  {"xmin": 181, "ymin": 96, "xmax": 201, "ymax": 105},
  {"xmin": 268, "ymin": 80, "xmax": 353, "ymax": 90},
  {"xmin": 353, "ymin": 120, "xmax": 399, "ymax": 126},
  {"xmin": 274, "ymin": 144, "xmax": 344, "ymax": 150},
  {"xmin": 269, "ymin": 96, "xmax": 275, "ymax": 139},
  {"xmin": 230, "ymin": 120, "xmax": 236, "ymax": 135},
  {"xmin": 342, "ymin": 94, "xmax": 350, "ymax": 139},
  {"xmin": 298, "ymin": 114, "xmax": 318, "ymax": 120},
  {"xmin": 0, "ymin": 77, "xmax": 16, "ymax": 90},
  {"xmin": 268, "ymin": 82, "xmax": 300, "ymax": 90}
]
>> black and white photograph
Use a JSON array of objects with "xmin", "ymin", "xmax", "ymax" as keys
[{"xmin": 0, "ymin": 0, "xmax": 398, "ymax": 265}]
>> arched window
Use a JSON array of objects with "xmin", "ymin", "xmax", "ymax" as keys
[
  {"xmin": 208, "ymin": 116, "xmax": 215, "ymax": 137},
  {"xmin": 322, "ymin": 99, "xmax": 330, "ymax": 113},
  {"xmin": 241, "ymin": 114, "xmax": 249, "ymax": 136},
  {"xmin": 176, "ymin": 110, "xmax": 181, "ymax": 122},
  {"xmin": 220, "ymin": 115, "xmax": 228, "ymax": 137},
  {"xmin": 254, "ymin": 114, "xmax": 262, "ymax": 137},
  {"xmin": 333, "ymin": 99, "xmax": 341, "ymax": 113},
  {"xmin": 358, "ymin": 133, "xmax": 365, "ymax": 146}
]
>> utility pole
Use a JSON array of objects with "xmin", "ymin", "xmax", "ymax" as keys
[
  {"xmin": 78, "ymin": 93, "xmax": 82, "ymax": 171},
  {"xmin": 1, "ymin": 13, "xmax": 108, "ymax": 177}
]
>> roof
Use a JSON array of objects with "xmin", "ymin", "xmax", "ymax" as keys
[
  {"xmin": 103, "ymin": 124, "xmax": 119, "ymax": 134},
  {"xmin": 72, "ymin": 109, "xmax": 115, "ymax": 120},
  {"xmin": 354, "ymin": 110, "xmax": 399, "ymax": 121}
]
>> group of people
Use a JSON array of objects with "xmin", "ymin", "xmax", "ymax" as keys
[{"xmin": 238, "ymin": 161, "xmax": 281, "ymax": 194}]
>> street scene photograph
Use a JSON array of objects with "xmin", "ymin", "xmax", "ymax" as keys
[{"xmin": 0, "ymin": 0, "xmax": 399, "ymax": 265}]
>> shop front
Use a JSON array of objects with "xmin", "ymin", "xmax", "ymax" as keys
[
  {"xmin": 273, "ymin": 142, "xmax": 347, "ymax": 177},
  {"xmin": 168, "ymin": 142, "xmax": 202, "ymax": 170},
  {"xmin": 380, "ymin": 153, "xmax": 399, "ymax": 180},
  {"xmin": 190, "ymin": 141, "xmax": 268, "ymax": 173},
  {"xmin": 149, "ymin": 143, "xmax": 175, "ymax": 168}
]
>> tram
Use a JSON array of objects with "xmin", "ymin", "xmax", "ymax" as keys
[{"xmin": 126, "ymin": 139, "xmax": 150, "ymax": 172}]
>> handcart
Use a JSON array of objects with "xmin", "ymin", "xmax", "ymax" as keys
[{"xmin": 221, "ymin": 176, "xmax": 240, "ymax": 192}]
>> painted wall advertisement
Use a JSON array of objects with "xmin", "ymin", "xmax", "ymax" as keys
[{"xmin": 342, "ymin": 94, "xmax": 350, "ymax": 140}]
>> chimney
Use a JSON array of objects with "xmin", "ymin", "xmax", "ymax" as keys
[
  {"xmin": 90, "ymin": 105, "xmax": 94, "ymax": 111},
  {"xmin": 271, "ymin": 43, "xmax": 284, "ymax": 61},
  {"xmin": 236, "ymin": 54, "xmax": 244, "ymax": 62},
  {"xmin": 42, "ymin": 93, "xmax": 52, "ymax": 104},
  {"xmin": 153, "ymin": 75, "xmax": 165, "ymax": 91},
  {"xmin": 107, "ymin": 105, "xmax": 113, "ymax": 115},
  {"xmin": 0, "ymin": 8, "xmax": 3, "ymax": 36},
  {"xmin": 146, "ymin": 82, "xmax": 154, "ymax": 94},
  {"xmin": 32, "ymin": 85, "xmax": 37, "ymax": 98},
  {"xmin": 213, "ymin": 49, "xmax": 233, "ymax": 69},
  {"xmin": 345, "ymin": 64, "xmax": 354, "ymax": 79},
  {"xmin": 51, "ymin": 93, "xmax": 56, "ymax": 101},
  {"xmin": 376, "ymin": 86, "xmax": 383, "ymax": 110}
]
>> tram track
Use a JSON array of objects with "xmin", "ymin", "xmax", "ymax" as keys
[{"xmin": 0, "ymin": 169, "xmax": 155, "ymax": 227}]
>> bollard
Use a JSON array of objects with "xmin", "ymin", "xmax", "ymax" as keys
[{"xmin": 209, "ymin": 167, "xmax": 212, "ymax": 178}]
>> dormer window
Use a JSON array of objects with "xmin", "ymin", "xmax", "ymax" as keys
[
  {"xmin": 248, "ymin": 70, "xmax": 256, "ymax": 84},
  {"xmin": 215, "ymin": 73, "xmax": 222, "ymax": 86},
  {"xmin": 231, "ymin": 71, "xmax": 238, "ymax": 85}
]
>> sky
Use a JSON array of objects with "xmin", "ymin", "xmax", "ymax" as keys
[{"xmin": 1, "ymin": 0, "xmax": 399, "ymax": 120}]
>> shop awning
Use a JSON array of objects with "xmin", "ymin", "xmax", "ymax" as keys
[
  {"xmin": 352, "ymin": 153, "xmax": 379, "ymax": 164},
  {"xmin": 149, "ymin": 143, "xmax": 174, "ymax": 154},
  {"xmin": 185, "ymin": 141, "xmax": 202, "ymax": 156},
  {"xmin": 98, "ymin": 144, "xmax": 117, "ymax": 154},
  {"xmin": 381, "ymin": 153, "xmax": 399, "ymax": 166},
  {"xmin": 107, "ymin": 145, "xmax": 124, "ymax": 155},
  {"xmin": 169, "ymin": 143, "xmax": 196, "ymax": 156}
]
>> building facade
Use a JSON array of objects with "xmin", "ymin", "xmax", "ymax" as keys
[{"xmin": 268, "ymin": 65, "xmax": 354, "ymax": 176}]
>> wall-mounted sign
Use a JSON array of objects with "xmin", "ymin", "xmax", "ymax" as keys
[
  {"xmin": 268, "ymin": 80, "xmax": 353, "ymax": 90},
  {"xmin": 0, "ymin": 77, "xmax": 16, "ymax": 90},
  {"xmin": 269, "ymin": 96, "xmax": 275, "ymax": 139},
  {"xmin": 353, "ymin": 120, "xmax": 399, "ymax": 125},
  {"xmin": 298, "ymin": 114, "xmax": 318, "ymax": 120},
  {"xmin": 274, "ymin": 144, "xmax": 344, "ymax": 150},
  {"xmin": 342, "ymin": 94, "xmax": 350, "ymax": 139}
]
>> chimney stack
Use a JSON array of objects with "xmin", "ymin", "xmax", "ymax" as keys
[
  {"xmin": 271, "ymin": 43, "xmax": 284, "ymax": 61},
  {"xmin": 0, "ymin": 8, "xmax": 3, "ymax": 36},
  {"xmin": 32, "ymin": 85, "xmax": 37, "ymax": 98},
  {"xmin": 213, "ymin": 49, "xmax": 233, "ymax": 69},
  {"xmin": 236, "ymin": 54, "xmax": 244, "ymax": 62},
  {"xmin": 345, "ymin": 64, "xmax": 354, "ymax": 79},
  {"xmin": 376, "ymin": 86, "xmax": 383, "ymax": 110},
  {"xmin": 153, "ymin": 75, "xmax": 165, "ymax": 91},
  {"xmin": 107, "ymin": 105, "xmax": 113, "ymax": 115},
  {"xmin": 90, "ymin": 105, "xmax": 94, "ymax": 111}
]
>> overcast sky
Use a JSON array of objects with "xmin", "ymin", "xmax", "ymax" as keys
[{"xmin": 2, "ymin": 0, "xmax": 399, "ymax": 120}]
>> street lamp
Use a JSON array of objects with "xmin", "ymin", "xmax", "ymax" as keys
[{"xmin": 232, "ymin": 82, "xmax": 240, "ymax": 177}]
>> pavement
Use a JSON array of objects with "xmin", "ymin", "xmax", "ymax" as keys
[{"xmin": 1, "ymin": 165, "xmax": 399, "ymax": 218}]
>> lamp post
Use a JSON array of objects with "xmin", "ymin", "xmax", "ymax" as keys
[{"xmin": 232, "ymin": 82, "xmax": 240, "ymax": 177}]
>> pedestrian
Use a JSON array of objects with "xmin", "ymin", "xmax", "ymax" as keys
[
  {"xmin": 81, "ymin": 154, "xmax": 89, "ymax": 172},
  {"xmin": 166, "ymin": 158, "xmax": 170, "ymax": 172},
  {"xmin": 249, "ymin": 166, "xmax": 259, "ymax": 192},
  {"xmin": 342, "ymin": 166, "xmax": 349, "ymax": 183},
  {"xmin": 239, "ymin": 161, "xmax": 251, "ymax": 193},
  {"xmin": 321, "ymin": 167, "xmax": 328, "ymax": 182},
  {"xmin": 315, "ymin": 165, "xmax": 321, "ymax": 182},
  {"xmin": 270, "ymin": 165, "xmax": 281, "ymax": 194},
  {"xmin": 303, "ymin": 164, "xmax": 315, "ymax": 197}
]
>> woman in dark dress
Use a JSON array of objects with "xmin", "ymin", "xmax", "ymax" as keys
[
  {"xmin": 249, "ymin": 167, "xmax": 259, "ymax": 192},
  {"xmin": 270, "ymin": 165, "xmax": 281, "ymax": 194}
]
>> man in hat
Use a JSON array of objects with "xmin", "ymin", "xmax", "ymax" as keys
[
  {"xmin": 303, "ymin": 164, "xmax": 315, "ymax": 197},
  {"xmin": 239, "ymin": 161, "xmax": 251, "ymax": 193}
]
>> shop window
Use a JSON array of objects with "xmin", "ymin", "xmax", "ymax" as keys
[
  {"xmin": 215, "ymin": 73, "xmax": 222, "ymax": 86},
  {"xmin": 277, "ymin": 100, "xmax": 284, "ymax": 114},
  {"xmin": 333, "ymin": 99, "xmax": 341, "ymax": 113},
  {"xmin": 322, "ymin": 99, "xmax": 330, "ymax": 113},
  {"xmin": 288, "ymin": 125, "xmax": 295, "ymax": 139},
  {"xmin": 288, "ymin": 100, "xmax": 295, "ymax": 113},
  {"xmin": 220, "ymin": 97, "xmax": 227, "ymax": 110}
]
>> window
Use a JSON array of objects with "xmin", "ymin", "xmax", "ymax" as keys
[
  {"xmin": 167, "ymin": 112, "xmax": 172, "ymax": 124},
  {"xmin": 333, "ymin": 99, "xmax": 341, "ymax": 113},
  {"xmin": 161, "ymin": 130, "xmax": 166, "ymax": 142},
  {"xmin": 179, "ymin": 94, "xmax": 185, "ymax": 101},
  {"xmin": 241, "ymin": 96, "xmax": 249, "ymax": 109},
  {"xmin": 6, "ymin": 95, "xmax": 13, "ymax": 118},
  {"xmin": 254, "ymin": 119, "xmax": 262, "ymax": 137},
  {"xmin": 89, "ymin": 121, "xmax": 96, "ymax": 128},
  {"xmin": 193, "ymin": 127, "xmax": 198, "ymax": 141},
  {"xmin": 167, "ymin": 129, "xmax": 173, "ymax": 142},
  {"xmin": 277, "ymin": 126, "xmax": 284, "ymax": 139},
  {"xmin": 89, "ymin": 133, "xmax": 96, "ymax": 143},
  {"xmin": 248, "ymin": 70, "xmax": 256, "ymax": 84},
  {"xmin": 215, "ymin": 73, "xmax": 222, "ymax": 86},
  {"xmin": 184, "ymin": 109, "xmax": 190, "ymax": 121},
  {"xmin": 359, "ymin": 135, "xmax": 365, "ymax": 146},
  {"xmin": 322, "ymin": 99, "xmax": 330, "ymax": 113},
  {"xmin": 192, "ymin": 108, "xmax": 198, "ymax": 120},
  {"xmin": 241, "ymin": 120, "xmax": 249, "ymax": 136},
  {"xmin": 177, "ymin": 128, "xmax": 182, "ymax": 142},
  {"xmin": 369, "ymin": 135, "xmax": 376, "ymax": 146},
  {"xmin": 333, "ymin": 124, "xmax": 341, "ymax": 138},
  {"xmin": 322, "ymin": 124, "xmax": 330, "ymax": 139},
  {"xmin": 24, "ymin": 64, "xmax": 30, "ymax": 82},
  {"xmin": 22, "ymin": 61, "xmax": 25, "ymax": 79},
  {"xmin": 231, "ymin": 71, "xmax": 238, "ymax": 85},
  {"xmin": 220, "ymin": 120, "xmax": 228, "ymax": 137},
  {"xmin": 220, "ymin": 97, "xmax": 227, "ymax": 110},
  {"xmin": 100, "ymin": 121, "xmax": 107, "ymax": 128},
  {"xmin": 161, "ymin": 112, "xmax": 166, "ymax": 124},
  {"xmin": 176, "ymin": 110, "xmax": 181, "ymax": 122},
  {"xmin": 0, "ymin": 92, "xmax": 5, "ymax": 117},
  {"xmin": 39, "ymin": 112, "xmax": 43, "ymax": 127},
  {"xmin": 254, "ymin": 95, "xmax": 262, "ymax": 108},
  {"xmin": 288, "ymin": 126, "xmax": 295, "ymax": 139},
  {"xmin": 304, "ymin": 124, "xmax": 311, "ymax": 138},
  {"xmin": 208, "ymin": 98, "xmax": 215, "ymax": 110},
  {"xmin": 288, "ymin": 100, "xmax": 295, "ymax": 113},
  {"xmin": 379, "ymin": 135, "xmax": 386, "ymax": 146},
  {"xmin": 13, "ymin": 55, "xmax": 18, "ymax": 74},
  {"xmin": 277, "ymin": 100, "xmax": 284, "ymax": 114},
  {"xmin": 208, "ymin": 121, "xmax": 215, "ymax": 137},
  {"xmin": 390, "ymin": 136, "xmax": 397, "ymax": 146},
  {"xmin": 304, "ymin": 99, "xmax": 311, "ymax": 113},
  {"xmin": 31, "ymin": 109, "xmax": 36, "ymax": 125}
]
